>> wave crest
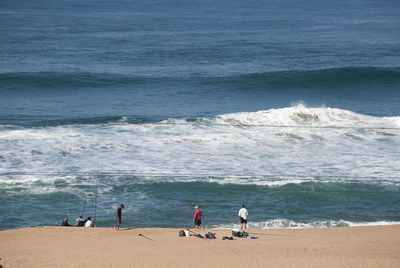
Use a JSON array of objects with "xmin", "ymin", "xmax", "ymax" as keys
[
  {"xmin": 1, "ymin": 67, "xmax": 399, "ymax": 90},
  {"xmin": 210, "ymin": 105, "xmax": 400, "ymax": 128}
]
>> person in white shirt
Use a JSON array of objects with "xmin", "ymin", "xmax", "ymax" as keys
[
  {"xmin": 238, "ymin": 204, "xmax": 248, "ymax": 232},
  {"xmin": 85, "ymin": 217, "xmax": 94, "ymax": 227}
]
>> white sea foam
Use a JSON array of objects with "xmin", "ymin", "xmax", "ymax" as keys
[
  {"xmin": 0, "ymin": 175, "xmax": 112, "ymax": 197},
  {"xmin": 209, "ymin": 219, "xmax": 400, "ymax": 229},
  {"xmin": 217, "ymin": 104, "xmax": 399, "ymax": 128},
  {"xmin": 0, "ymin": 106, "xmax": 399, "ymax": 185}
]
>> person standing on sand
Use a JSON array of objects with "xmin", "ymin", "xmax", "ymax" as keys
[
  {"xmin": 114, "ymin": 204, "xmax": 124, "ymax": 230},
  {"xmin": 193, "ymin": 205, "xmax": 202, "ymax": 229},
  {"xmin": 238, "ymin": 204, "xmax": 248, "ymax": 232}
]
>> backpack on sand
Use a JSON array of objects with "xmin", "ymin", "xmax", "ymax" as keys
[{"xmin": 179, "ymin": 230, "xmax": 185, "ymax": 237}]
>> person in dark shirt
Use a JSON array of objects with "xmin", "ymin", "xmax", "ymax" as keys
[
  {"xmin": 114, "ymin": 204, "xmax": 124, "ymax": 230},
  {"xmin": 75, "ymin": 215, "xmax": 85, "ymax": 227},
  {"xmin": 61, "ymin": 217, "xmax": 72, "ymax": 226}
]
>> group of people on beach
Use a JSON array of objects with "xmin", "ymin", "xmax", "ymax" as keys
[
  {"xmin": 62, "ymin": 203, "xmax": 248, "ymax": 231},
  {"xmin": 61, "ymin": 215, "xmax": 94, "ymax": 228}
]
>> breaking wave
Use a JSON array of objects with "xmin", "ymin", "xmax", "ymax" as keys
[
  {"xmin": 210, "ymin": 219, "xmax": 400, "ymax": 229},
  {"xmin": 0, "ymin": 105, "xmax": 399, "ymax": 181}
]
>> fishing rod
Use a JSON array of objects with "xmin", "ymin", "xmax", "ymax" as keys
[
  {"xmin": 93, "ymin": 177, "xmax": 99, "ymax": 226},
  {"xmin": 81, "ymin": 193, "xmax": 87, "ymax": 217},
  {"xmin": 138, "ymin": 233, "xmax": 155, "ymax": 241}
]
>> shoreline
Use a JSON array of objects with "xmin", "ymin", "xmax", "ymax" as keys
[
  {"xmin": 1, "ymin": 225, "xmax": 399, "ymax": 267},
  {"xmin": 2, "ymin": 219, "xmax": 400, "ymax": 232}
]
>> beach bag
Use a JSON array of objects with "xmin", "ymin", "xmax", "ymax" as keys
[
  {"xmin": 179, "ymin": 230, "xmax": 186, "ymax": 237},
  {"xmin": 242, "ymin": 232, "xmax": 249, "ymax": 237},
  {"xmin": 205, "ymin": 232, "xmax": 216, "ymax": 239}
]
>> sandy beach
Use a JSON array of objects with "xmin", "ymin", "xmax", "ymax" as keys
[{"xmin": 0, "ymin": 225, "xmax": 399, "ymax": 267}]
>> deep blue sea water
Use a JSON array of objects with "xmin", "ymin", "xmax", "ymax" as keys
[{"xmin": 1, "ymin": 0, "xmax": 400, "ymax": 230}]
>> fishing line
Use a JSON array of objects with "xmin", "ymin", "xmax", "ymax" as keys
[{"xmin": 81, "ymin": 193, "xmax": 87, "ymax": 217}]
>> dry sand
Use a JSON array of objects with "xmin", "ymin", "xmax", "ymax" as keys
[{"xmin": 0, "ymin": 225, "xmax": 399, "ymax": 267}]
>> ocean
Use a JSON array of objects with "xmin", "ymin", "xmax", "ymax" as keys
[{"xmin": 1, "ymin": 0, "xmax": 399, "ymax": 230}]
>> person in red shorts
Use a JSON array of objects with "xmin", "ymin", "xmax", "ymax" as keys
[{"xmin": 193, "ymin": 205, "xmax": 202, "ymax": 229}]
